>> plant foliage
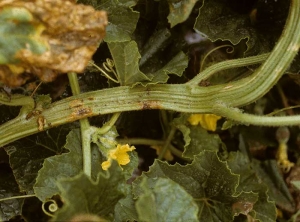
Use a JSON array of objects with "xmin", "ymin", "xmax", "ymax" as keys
[{"xmin": 0, "ymin": 0, "xmax": 300, "ymax": 221}]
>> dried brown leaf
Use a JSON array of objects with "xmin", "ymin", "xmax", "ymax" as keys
[{"xmin": 0, "ymin": 0, "xmax": 107, "ymax": 87}]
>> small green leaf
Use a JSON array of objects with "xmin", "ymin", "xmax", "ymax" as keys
[
  {"xmin": 133, "ymin": 151, "xmax": 258, "ymax": 221},
  {"xmin": 151, "ymin": 51, "xmax": 188, "ymax": 84},
  {"xmin": 52, "ymin": 161, "xmax": 125, "ymax": 221},
  {"xmin": 172, "ymin": 114, "xmax": 223, "ymax": 159},
  {"xmin": 0, "ymin": 164, "xmax": 23, "ymax": 221},
  {"xmin": 108, "ymin": 41, "xmax": 152, "ymax": 86},
  {"xmin": 167, "ymin": 0, "xmax": 198, "ymax": 27},
  {"xmin": 34, "ymin": 129, "xmax": 83, "ymax": 201},
  {"xmin": 108, "ymin": 41, "xmax": 188, "ymax": 86},
  {"xmin": 4, "ymin": 125, "xmax": 71, "ymax": 193},
  {"xmin": 0, "ymin": 7, "xmax": 48, "ymax": 64},
  {"xmin": 136, "ymin": 177, "xmax": 198, "ymax": 222}
]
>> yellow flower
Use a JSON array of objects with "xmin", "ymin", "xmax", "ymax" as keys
[
  {"xmin": 101, "ymin": 144, "xmax": 136, "ymax": 170},
  {"xmin": 187, "ymin": 114, "xmax": 222, "ymax": 131}
]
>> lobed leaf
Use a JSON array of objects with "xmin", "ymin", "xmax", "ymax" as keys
[
  {"xmin": 133, "ymin": 151, "xmax": 258, "ymax": 221},
  {"xmin": 172, "ymin": 114, "xmax": 223, "ymax": 159},
  {"xmin": 227, "ymin": 152, "xmax": 276, "ymax": 222},
  {"xmin": 4, "ymin": 123, "xmax": 71, "ymax": 193},
  {"xmin": 33, "ymin": 129, "xmax": 83, "ymax": 201},
  {"xmin": 151, "ymin": 51, "xmax": 188, "ymax": 84},
  {"xmin": 194, "ymin": 0, "xmax": 270, "ymax": 55},
  {"xmin": 108, "ymin": 41, "xmax": 152, "ymax": 86},
  {"xmin": 52, "ymin": 161, "xmax": 126, "ymax": 221},
  {"xmin": 108, "ymin": 41, "xmax": 188, "ymax": 86},
  {"xmin": 136, "ymin": 177, "xmax": 198, "ymax": 222}
]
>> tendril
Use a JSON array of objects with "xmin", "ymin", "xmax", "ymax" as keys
[
  {"xmin": 200, "ymin": 44, "xmax": 235, "ymax": 72},
  {"xmin": 89, "ymin": 59, "xmax": 119, "ymax": 83},
  {"xmin": 42, "ymin": 199, "xmax": 59, "ymax": 217}
]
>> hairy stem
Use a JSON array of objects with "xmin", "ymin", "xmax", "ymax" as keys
[{"xmin": 213, "ymin": 103, "xmax": 300, "ymax": 127}]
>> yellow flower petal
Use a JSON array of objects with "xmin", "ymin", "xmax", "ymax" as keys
[
  {"xmin": 101, "ymin": 160, "xmax": 112, "ymax": 171},
  {"xmin": 188, "ymin": 114, "xmax": 221, "ymax": 131},
  {"xmin": 111, "ymin": 144, "xmax": 135, "ymax": 165},
  {"xmin": 102, "ymin": 144, "xmax": 136, "ymax": 170}
]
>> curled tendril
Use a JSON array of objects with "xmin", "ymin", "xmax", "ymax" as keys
[
  {"xmin": 89, "ymin": 59, "xmax": 119, "ymax": 83},
  {"xmin": 200, "ymin": 44, "xmax": 235, "ymax": 72},
  {"xmin": 42, "ymin": 199, "xmax": 59, "ymax": 217}
]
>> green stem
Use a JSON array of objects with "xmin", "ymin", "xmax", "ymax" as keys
[
  {"xmin": 117, "ymin": 137, "xmax": 186, "ymax": 160},
  {"xmin": 67, "ymin": 72, "xmax": 91, "ymax": 177},
  {"xmin": 0, "ymin": 194, "xmax": 36, "ymax": 202},
  {"xmin": 187, "ymin": 53, "xmax": 269, "ymax": 86},
  {"xmin": 159, "ymin": 110, "xmax": 170, "ymax": 138},
  {"xmin": 266, "ymin": 105, "xmax": 300, "ymax": 116},
  {"xmin": 0, "ymin": 92, "xmax": 34, "ymax": 108},
  {"xmin": 93, "ymin": 112, "xmax": 121, "ymax": 135},
  {"xmin": 213, "ymin": 103, "xmax": 300, "ymax": 127},
  {"xmin": 158, "ymin": 126, "xmax": 176, "ymax": 160}
]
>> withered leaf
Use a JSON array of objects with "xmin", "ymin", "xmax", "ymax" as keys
[{"xmin": 0, "ymin": 0, "xmax": 108, "ymax": 87}]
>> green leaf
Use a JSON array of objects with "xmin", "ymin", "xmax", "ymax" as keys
[
  {"xmin": 167, "ymin": 0, "xmax": 198, "ymax": 27},
  {"xmin": 34, "ymin": 129, "xmax": 83, "ymax": 201},
  {"xmin": 227, "ymin": 152, "xmax": 276, "ymax": 222},
  {"xmin": 103, "ymin": 1, "xmax": 139, "ymax": 42},
  {"xmin": 78, "ymin": 0, "xmax": 139, "ymax": 42},
  {"xmin": 194, "ymin": 0, "xmax": 269, "ymax": 55},
  {"xmin": 0, "ymin": 164, "xmax": 23, "ymax": 221},
  {"xmin": 151, "ymin": 51, "xmax": 188, "ymax": 84},
  {"xmin": 51, "ymin": 161, "xmax": 125, "ymax": 221},
  {"xmin": 133, "ymin": 151, "xmax": 258, "ymax": 221},
  {"xmin": 4, "ymin": 125, "xmax": 71, "ymax": 193},
  {"xmin": 108, "ymin": 41, "xmax": 152, "ymax": 86},
  {"xmin": 0, "ymin": 7, "xmax": 48, "ymax": 64},
  {"xmin": 114, "ymin": 188, "xmax": 139, "ymax": 222},
  {"xmin": 108, "ymin": 40, "xmax": 188, "ymax": 86},
  {"xmin": 183, "ymin": 126, "xmax": 222, "ymax": 158},
  {"xmin": 136, "ymin": 177, "xmax": 198, "ymax": 222},
  {"xmin": 172, "ymin": 114, "xmax": 223, "ymax": 159}
]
